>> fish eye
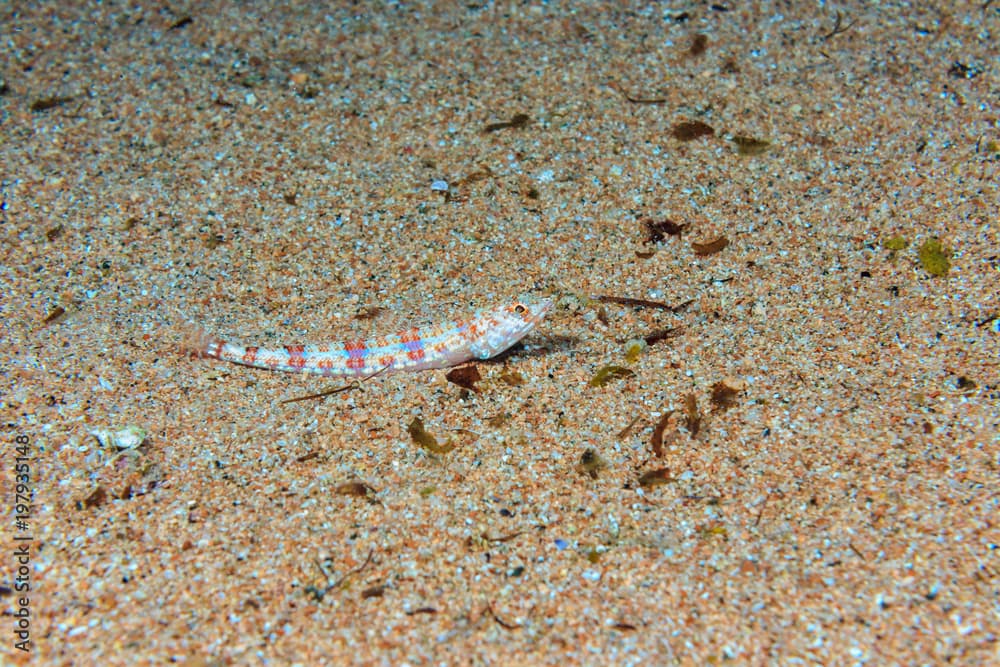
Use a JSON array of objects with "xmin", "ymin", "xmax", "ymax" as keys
[{"xmin": 514, "ymin": 304, "xmax": 526, "ymax": 314}]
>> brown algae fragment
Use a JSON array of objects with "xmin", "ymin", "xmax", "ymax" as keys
[
  {"xmin": 638, "ymin": 467, "xmax": 673, "ymax": 488},
  {"xmin": 405, "ymin": 607, "xmax": 438, "ymax": 616},
  {"xmin": 167, "ymin": 15, "xmax": 193, "ymax": 30},
  {"xmin": 334, "ymin": 481, "xmax": 380, "ymax": 504},
  {"xmin": 596, "ymin": 306, "xmax": 610, "ymax": 326},
  {"xmin": 644, "ymin": 326, "xmax": 682, "ymax": 347},
  {"xmin": 589, "ymin": 365, "xmax": 635, "ymax": 387},
  {"xmin": 819, "ymin": 11, "xmax": 858, "ymax": 41},
  {"xmin": 361, "ymin": 585, "xmax": 386, "ymax": 599},
  {"xmin": 42, "ymin": 306, "xmax": 67, "ymax": 326},
  {"xmin": 918, "ymin": 238, "xmax": 951, "ymax": 276},
  {"xmin": 955, "ymin": 376, "xmax": 977, "ymax": 393},
  {"xmin": 407, "ymin": 417, "xmax": 456, "ymax": 454},
  {"xmin": 30, "ymin": 96, "xmax": 74, "ymax": 112},
  {"xmin": 483, "ymin": 113, "xmax": 531, "ymax": 133},
  {"xmin": 446, "ymin": 365, "xmax": 482, "ymax": 392},
  {"xmin": 77, "ymin": 485, "xmax": 108, "ymax": 510},
  {"xmin": 595, "ymin": 295, "xmax": 680, "ymax": 311},
  {"xmin": 487, "ymin": 602, "xmax": 521, "ymax": 630},
  {"xmin": 499, "ymin": 371, "xmax": 525, "ymax": 386},
  {"xmin": 616, "ymin": 414, "xmax": 642, "ymax": 440},
  {"xmin": 683, "ymin": 393, "xmax": 701, "ymax": 437},
  {"xmin": 692, "ymin": 236, "xmax": 729, "ymax": 256},
  {"xmin": 688, "ymin": 34, "xmax": 708, "ymax": 57},
  {"xmin": 643, "ymin": 218, "xmax": 687, "ymax": 243},
  {"xmin": 608, "ymin": 82, "xmax": 667, "ymax": 105},
  {"xmin": 650, "ymin": 410, "xmax": 674, "ymax": 457},
  {"xmin": 305, "ymin": 549, "xmax": 376, "ymax": 601},
  {"xmin": 672, "ymin": 121, "xmax": 715, "ymax": 141},
  {"xmin": 731, "ymin": 136, "xmax": 771, "ymax": 155},
  {"xmin": 711, "ymin": 380, "xmax": 742, "ymax": 410}
]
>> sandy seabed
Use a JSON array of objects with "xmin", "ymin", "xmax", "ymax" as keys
[{"xmin": 1, "ymin": 2, "xmax": 997, "ymax": 664}]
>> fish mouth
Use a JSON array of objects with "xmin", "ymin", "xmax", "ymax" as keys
[
  {"xmin": 528, "ymin": 298, "xmax": 553, "ymax": 321},
  {"xmin": 518, "ymin": 295, "xmax": 554, "ymax": 323}
]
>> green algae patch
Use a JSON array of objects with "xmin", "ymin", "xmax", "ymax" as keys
[
  {"xmin": 407, "ymin": 417, "xmax": 455, "ymax": 454},
  {"xmin": 589, "ymin": 365, "xmax": 635, "ymax": 387},
  {"xmin": 918, "ymin": 238, "xmax": 951, "ymax": 276}
]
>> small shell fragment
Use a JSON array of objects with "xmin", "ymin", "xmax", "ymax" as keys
[{"xmin": 91, "ymin": 425, "xmax": 147, "ymax": 450}]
